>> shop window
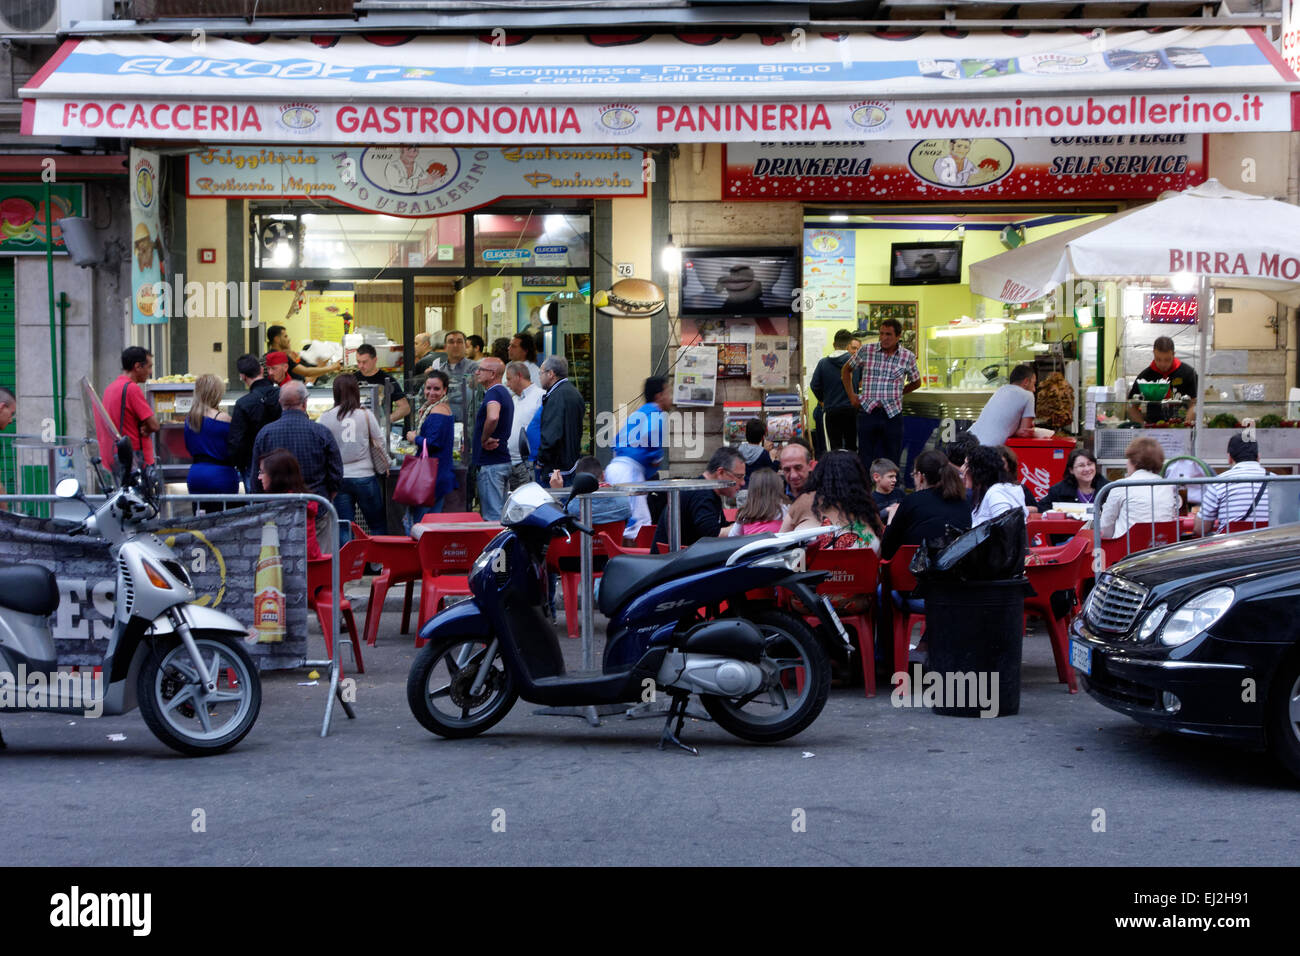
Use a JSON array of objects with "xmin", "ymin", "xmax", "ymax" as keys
[
  {"xmin": 255, "ymin": 211, "xmax": 467, "ymax": 270},
  {"xmin": 473, "ymin": 212, "xmax": 589, "ymax": 269},
  {"xmin": 300, "ymin": 212, "xmax": 464, "ymax": 269}
]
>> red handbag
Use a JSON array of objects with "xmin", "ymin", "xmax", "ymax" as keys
[{"xmin": 392, "ymin": 441, "xmax": 441, "ymax": 507}]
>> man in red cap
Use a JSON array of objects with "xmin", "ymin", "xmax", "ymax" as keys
[{"xmin": 264, "ymin": 351, "xmax": 292, "ymax": 387}]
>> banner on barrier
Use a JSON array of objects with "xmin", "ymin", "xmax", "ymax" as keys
[{"xmin": 0, "ymin": 501, "xmax": 310, "ymax": 670}]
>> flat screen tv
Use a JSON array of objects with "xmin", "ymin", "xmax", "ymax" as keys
[
  {"xmin": 679, "ymin": 247, "xmax": 800, "ymax": 318},
  {"xmin": 889, "ymin": 241, "xmax": 963, "ymax": 285}
]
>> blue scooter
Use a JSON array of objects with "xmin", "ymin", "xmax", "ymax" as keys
[{"xmin": 406, "ymin": 475, "xmax": 851, "ymax": 752}]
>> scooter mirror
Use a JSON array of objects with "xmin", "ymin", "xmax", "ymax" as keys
[
  {"xmin": 55, "ymin": 477, "xmax": 82, "ymax": 499},
  {"xmin": 570, "ymin": 472, "xmax": 599, "ymax": 498},
  {"xmin": 116, "ymin": 435, "xmax": 134, "ymax": 473}
]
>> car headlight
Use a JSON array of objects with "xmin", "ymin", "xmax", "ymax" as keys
[
  {"xmin": 1158, "ymin": 587, "xmax": 1235, "ymax": 647},
  {"xmin": 1137, "ymin": 603, "xmax": 1167, "ymax": 642}
]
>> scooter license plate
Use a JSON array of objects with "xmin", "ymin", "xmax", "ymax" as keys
[{"xmin": 1070, "ymin": 640, "xmax": 1092, "ymax": 676}]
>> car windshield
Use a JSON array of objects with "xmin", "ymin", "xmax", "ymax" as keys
[{"xmin": 501, "ymin": 482, "xmax": 555, "ymax": 526}]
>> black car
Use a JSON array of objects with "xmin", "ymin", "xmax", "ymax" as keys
[{"xmin": 1069, "ymin": 526, "xmax": 1300, "ymax": 778}]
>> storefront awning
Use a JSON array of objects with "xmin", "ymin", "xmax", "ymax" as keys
[{"xmin": 21, "ymin": 28, "xmax": 1300, "ymax": 144}]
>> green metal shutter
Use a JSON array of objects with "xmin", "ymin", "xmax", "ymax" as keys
[{"xmin": 0, "ymin": 260, "xmax": 14, "ymax": 497}]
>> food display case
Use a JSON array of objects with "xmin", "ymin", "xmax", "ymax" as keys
[
  {"xmin": 146, "ymin": 380, "xmax": 389, "ymax": 487},
  {"xmin": 921, "ymin": 318, "xmax": 1048, "ymax": 391},
  {"xmin": 1090, "ymin": 400, "xmax": 1300, "ymax": 470}
]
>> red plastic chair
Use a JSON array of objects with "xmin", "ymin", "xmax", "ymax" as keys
[
  {"xmin": 1024, "ymin": 535, "xmax": 1092, "ymax": 694},
  {"xmin": 802, "ymin": 548, "xmax": 880, "ymax": 697},
  {"xmin": 879, "ymin": 544, "xmax": 924, "ymax": 678},
  {"xmin": 547, "ymin": 521, "xmax": 625, "ymax": 639},
  {"xmin": 307, "ymin": 540, "xmax": 369, "ymax": 676},
  {"xmin": 1100, "ymin": 520, "xmax": 1181, "ymax": 567},
  {"xmin": 598, "ymin": 531, "xmax": 652, "ymax": 557},
  {"xmin": 415, "ymin": 526, "xmax": 503, "ymax": 645},
  {"xmin": 1223, "ymin": 519, "xmax": 1269, "ymax": 533},
  {"xmin": 361, "ymin": 535, "xmax": 424, "ymax": 647},
  {"xmin": 1026, "ymin": 515, "xmax": 1084, "ymax": 548},
  {"xmin": 634, "ymin": 524, "xmax": 657, "ymax": 550},
  {"xmin": 418, "ymin": 512, "xmax": 485, "ymax": 524}
]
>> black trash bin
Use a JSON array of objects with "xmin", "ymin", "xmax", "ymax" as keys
[{"xmin": 923, "ymin": 577, "xmax": 1027, "ymax": 717}]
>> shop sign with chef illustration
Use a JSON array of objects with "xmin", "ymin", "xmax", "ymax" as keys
[{"xmin": 130, "ymin": 148, "xmax": 166, "ymax": 325}]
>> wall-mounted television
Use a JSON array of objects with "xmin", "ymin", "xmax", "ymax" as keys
[
  {"xmin": 889, "ymin": 241, "xmax": 963, "ymax": 286},
  {"xmin": 679, "ymin": 247, "xmax": 800, "ymax": 318}
]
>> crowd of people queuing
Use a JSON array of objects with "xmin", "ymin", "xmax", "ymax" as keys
[
  {"xmin": 97, "ymin": 324, "xmax": 1271, "ymax": 575},
  {"xmin": 99, "ymin": 326, "xmax": 593, "ymax": 536}
]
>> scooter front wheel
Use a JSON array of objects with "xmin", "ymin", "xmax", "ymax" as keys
[
  {"xmin": 700, "ymin": 610, "xmax": 830, "ymax": 744},
  {"xmin": 138, "ymin": 632, "xmax": 261, "ymax": 756},
  {"xmin": 407, "ymin": 636, "xmax": 517, "ymax": 739}
]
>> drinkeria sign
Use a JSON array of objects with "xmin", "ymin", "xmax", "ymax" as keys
[
  {"xmin": 726, "ymin": 136, "xmax": 1206, "ymax": 201},
  {"xmin": 187, "ymin": 145, "xmax": 646, "ymax": 216}
]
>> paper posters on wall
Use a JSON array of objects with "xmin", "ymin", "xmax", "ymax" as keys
[
  {"xmin": 309, "ymin": 290, "xmax": 353, "ymax": 342},
  {"xmin": 673, "ymin": 345, "xmax": 719, "ymax": 407},
  {"xmin": 697, "ymin": 317, "xmax": 757, "ymax": 346},
  {"xmin": 802, "ymin": 228, "xmax": 855, "ymax": 322},
  {"xmin": 718, "ymin": 343, "xmax": 750, "ymax": 378},
  {"xmin": 751, "ymin": 336, "xmax": 791, "ymax": 389},
  {"xmin": 802, "ymin": 327, "xmax": 828, "ymax": 382},
  {"xmin": 130, "ymin": 148, "xmax": 166, "ymax": 325}
]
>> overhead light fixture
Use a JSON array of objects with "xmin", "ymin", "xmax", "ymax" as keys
[
  {"xmin": 661, "ymin": 236, "xmax": 681, "ymax": 272},
  {"xmin": 931, "ymin": 323, "xmax": 1008, "ymax": 338},
  {"xmin": 1170, "ymin": 271, "xmax": 1197, "ymax": 293},
  {"xmin": 829, "ymin": 213, "xmax": 849, "ymax": 223},
  {"xmin": 1075, "ymin": 305, "xmax": 1095, "ymax": 328},
  {"xmin": 272, "ymin": 239, "xmax": 293, "ymax": 268}
]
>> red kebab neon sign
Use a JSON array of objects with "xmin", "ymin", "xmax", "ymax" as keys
[{"xmin": 1144, "ymin": 292, "xmax": 1199, "ymax": 324}]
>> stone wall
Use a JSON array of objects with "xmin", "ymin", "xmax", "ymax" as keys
[{"xmin": 664, "ymin": 144, "xmax": 803, "ymax": 475}]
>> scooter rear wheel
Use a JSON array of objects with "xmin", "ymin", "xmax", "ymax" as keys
[
  {"xmin": 407, "ymin": 636, "xmax": 517, "ymax": 739},
  {"xmin": 138, "ymin": 632, "xmax": 261, "ymax": 756},
  {"xmin": 700, "ymin": 610, "xmax": 830, "ymax": 743}
]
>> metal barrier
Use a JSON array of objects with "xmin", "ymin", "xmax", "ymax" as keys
[
  {"xmin": 0, "ymin": 435, "xmax": 97, "ymax": 520},
  {"xmin": 0, "ymin": 490, "xmax": 354, "ymax": 738},
  {"xmin": 1091, "ymin": 473, "xmax": 1300, "ymax": 567}
]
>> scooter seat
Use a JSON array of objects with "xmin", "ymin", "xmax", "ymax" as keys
[
  {"xmin": 0, "ymin": 563, "xmax": 60, "ymax": 616},
  {"xmin": 597, "ymin": 535, "xmax": 772, "ymax": 617}
]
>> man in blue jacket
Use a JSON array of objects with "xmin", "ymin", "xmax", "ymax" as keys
[
  {"xmin": 810, "ymin": 328, "xmax": 858, "ymax": 452},
  {"xmin": 605, "ymin": 376, "xmax": 671, "ymax": 541}
]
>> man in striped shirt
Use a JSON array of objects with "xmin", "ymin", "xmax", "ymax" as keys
[{"xmin": 1197, "ymin": 435, "xmax": 1270, "ymax": 534}]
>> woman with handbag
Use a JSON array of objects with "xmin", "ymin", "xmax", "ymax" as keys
[
  {"xmin": 403, "ymin": 368, "xmax": 457, "ymax": 522},
  {"xmin": 320, "ymin": 373, "xmax": 389, "ymax": 542}
]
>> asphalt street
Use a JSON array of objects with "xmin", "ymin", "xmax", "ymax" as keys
[{"xmin": 2, "ymin": 587, "xmax": 1296, "ymax": 867}]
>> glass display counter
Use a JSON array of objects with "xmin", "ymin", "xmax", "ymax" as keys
[
  {"xmin": 921, "ymin": 319, "xmax": 1047, "ymax": 390},
  {"xmin": 145, "ymin": 381, "xmax": 388, "ymax": 486},
  {"xmin": 1090, "ymin": 400, "xmax": 1300, "ymax": 469}
]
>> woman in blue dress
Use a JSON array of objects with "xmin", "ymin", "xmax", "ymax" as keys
[
  {"xmin": 184, "ymin": 373, "xmax": 241, "ymax": 512},
  {"xmin": 404, "ymin": 369, "xmax": 458, "ymax": 522}
]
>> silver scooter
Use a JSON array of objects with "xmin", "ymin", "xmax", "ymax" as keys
[{"xmin": 0, "ymin": 434, "xmax": 261, "ymax": 756}]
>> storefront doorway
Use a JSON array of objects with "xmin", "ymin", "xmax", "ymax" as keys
[{"xmin": 245, "ymin": 202, "xmax": 595, "ymax": 444}]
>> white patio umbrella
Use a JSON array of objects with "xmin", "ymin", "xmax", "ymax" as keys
[
  {"xmin": 969, "ymin": 179, "xmax": 1300, "ymax": 309},
  {"xmin": 968, "ymin": 179, "xmax": 1300, "ymax": 458}
]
